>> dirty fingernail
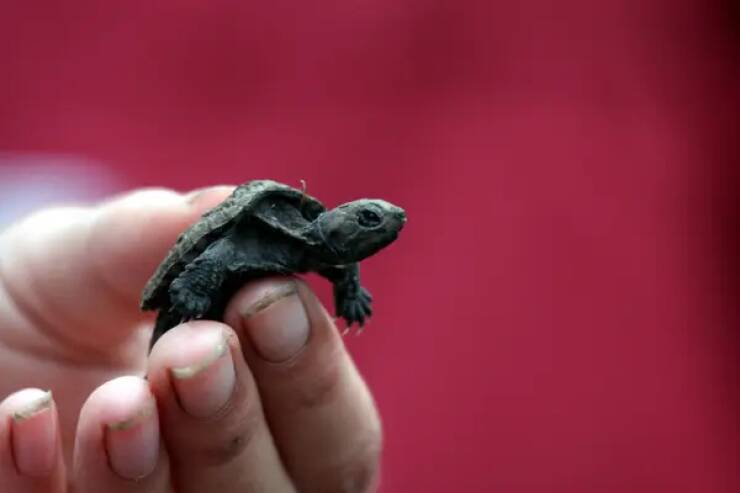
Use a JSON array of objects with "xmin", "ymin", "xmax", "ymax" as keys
[
  {"xmin": 105, "ymin": 395, "xmax": 159, "ymax": 480},
  {"xmin": 241, "ymin": 281, "xmax": 310, "ymax": 362},
  {"xmin": 171, "ymin": 330, "xmax": 235, "ymax": 418},
  {"xmin": 11, "ymin": 390, "xmax": 57, "ymax": 477}
]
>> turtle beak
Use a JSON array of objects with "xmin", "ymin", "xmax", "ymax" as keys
[
  {"xmin": 371, "ymin": 199, "xmax": 406, "ymax": 229},
  {"xmin": 393, "ymin": 210, "xmax": 406, "ymax": 235},
  {"xmin": 388, "ymin": 205, "xmax": 406, "ymax": 231}
]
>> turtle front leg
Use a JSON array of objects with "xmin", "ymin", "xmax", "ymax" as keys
[
  {"xmin": 169, "ymin": 238, "xmax": 235, "ymax": 320},
  {"xmin": 319, "ymin": 263, "xmax": 373, "ymax": 329}
]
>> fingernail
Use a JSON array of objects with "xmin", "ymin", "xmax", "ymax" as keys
[
  {"xmin": 241, "ymin": 281, "xmax": 310, "ymax": 362},
  {"xmin": 105, "ymin": 396, "xmax": 159, "ymax": 480},
  {"xmin": 11, "ymin": 390, "xmax": 57, "ymax": 477},
  {"xmin": 185, "ymin": 185, "xmax": 235, "ymax": 205},
  {"xmin": 171, "ymin": 330, "xmax": 235, "ymax": 418}
]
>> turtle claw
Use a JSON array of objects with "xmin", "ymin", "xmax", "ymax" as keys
[
  {"xmin": 339, "ymin": 288, "xmax": 372, "ymax": 333},
  {"xmin": 359, "ymin": 287, "xmax": 373, "ymax": 303}
]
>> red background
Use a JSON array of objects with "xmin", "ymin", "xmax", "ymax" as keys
[{"xmin": 1, "ymin": 1, "xmax": 738, "ymax": 491}]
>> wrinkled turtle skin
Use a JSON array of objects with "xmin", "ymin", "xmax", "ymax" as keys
[{"xmin": 141, "ymin": 179, "xmax": 406, "ymax": 349}]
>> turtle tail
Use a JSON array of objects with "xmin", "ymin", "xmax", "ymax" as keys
[{"xmin": 149, "ymin": 309, "xmax": 181, "ymax": 352}]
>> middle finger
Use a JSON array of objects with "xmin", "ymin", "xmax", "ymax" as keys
[{"xmin": 147, "ymin": 321, "xmax": 294, "ymax": 493}]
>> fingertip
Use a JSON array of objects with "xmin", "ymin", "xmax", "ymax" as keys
[
  {"xmin": 148, "ymin": 321, "xmax": 238, "ymax": 419},
  {"xmin": 293, "ymin": 280, "xmax": 336, "ymax": 328},
  {"xmin": 80, "ymin": 376, "xmax": 155, "ymax": 427},
  {"xmin": 224, "ymin": 277, "xmax": 318, "ymax": 363},
  {"xmin": 0, "ymin": 388, "xmax": 53, "ymax": 418},
  {"xmin": 96, "ymin": 187, "xmax": 184, "ymax": 212},
  {"xmin": 0, "ymin": 388, "xmax": 66, "ymax": 491},
  {"xmin": 0, "ymin": 388, "xmax": 59, "ymax": 477},
  {"xmin": 75, "ymin": 376, "xmax": 163, "ymax": 482},
  {"xmin": 184, "ymin": 185, "xmax": 237, "ymax": 207},
  {"xmin": 149, "ymin": 321, "xmax": 238, "ymax": 375}
]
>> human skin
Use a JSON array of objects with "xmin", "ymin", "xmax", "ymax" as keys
[{"xmin": 0, "ymin": 186, "xmax": 381, "ymax": 492}]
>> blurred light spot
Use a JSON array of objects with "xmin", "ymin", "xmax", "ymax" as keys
[{"xmin": 0, "ymin": 153, "xmax": 119, "ymax": 227}]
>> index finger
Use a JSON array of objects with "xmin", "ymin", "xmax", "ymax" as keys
[
  {"xmin": 89, "ymin": 186, "xmax": 235, "ymax": 304},
  {"xmin": 0, "ymin": 186, "xmax": 234, "ymax": 351}
]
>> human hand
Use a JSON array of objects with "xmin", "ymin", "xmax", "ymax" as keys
[{"xmin": 0, "ymin": 187, "xmax": 381, "ymax": 492}]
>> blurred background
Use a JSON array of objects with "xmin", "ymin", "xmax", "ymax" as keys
[{"xmin": 1, "ymin": 1, "xmax": 738, "ymax": 491}]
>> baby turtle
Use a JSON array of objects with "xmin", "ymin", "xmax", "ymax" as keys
[{"xmin": 141, "ymin": 179, "xmax": 406, "ymax": 348}]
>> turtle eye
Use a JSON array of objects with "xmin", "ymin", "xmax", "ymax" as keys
[{"xmin": 357, "ymin": 208, "xmax": 382, "ymax": 228}]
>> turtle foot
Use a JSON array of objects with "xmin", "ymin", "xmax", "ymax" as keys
[
  {"xmin": 339, "ymin": 287, "xmax": 373, "ymax": 332},
  {"xmin": 169, "ymin": 281, "xmax": 211, "ymax": 319}
]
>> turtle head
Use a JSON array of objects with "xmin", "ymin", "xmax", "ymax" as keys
[{"xmin": 311, "ymin": 199, "xmax": 406, "ymax": 263}]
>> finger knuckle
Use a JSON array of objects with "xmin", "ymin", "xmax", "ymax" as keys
[
  {"xmin": 292, "ymin": 355, "xmax": 343, "ymax": 410},
  {"xmin": 317, "ymin": 431, "xmax": 382, "ymax": 493},
  {"xmin": 197, "ymin": 403, "xmax": 262, "ymax": 466}
]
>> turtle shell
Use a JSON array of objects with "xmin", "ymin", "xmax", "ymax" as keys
[{"xmin": 140, "ymin": 179, "xmax": 326, "ymax": 310}]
